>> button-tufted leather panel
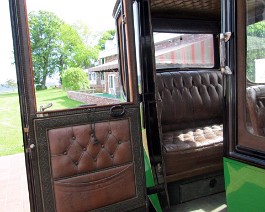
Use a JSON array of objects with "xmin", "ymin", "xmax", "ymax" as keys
[
  {"xmin": 163, "ymin": 124, "xmax": 223, "ymax": 152},
  {"xmin": 162, "ymin": 124, "xmax": 223, "ymax": 182},
  {"xmin": 48, "ymin": 119, "xmax": 132, "ymax": 179},
  {"xmin": 48, "ymin": 119, "xmax": 136, "ymax": 211},
  {"xmin": 157, "ymin": 70, "xmax": 223, "ymax": 132}
]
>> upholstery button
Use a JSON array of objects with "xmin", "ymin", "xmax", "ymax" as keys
[
  {"xmin": 91, "ymin": 133, "xmax": 94, "ymax": 137},
  {"xmin": 101, "ymin": 145, "xmax": 104, "ymax": 148},
  {"xmin": 75, "ymin": 162, "xmax": 78, "ymax": 166},
  {"xmin": 94, "ymin": 158, "xmax": 97, "ymax": 162},
  {"xmin": 63, "ymin": 151, "xmax": 67, "ymax": 155},
  {"xmin": 83, "ymin": 147, "xmax": 87, "ymax": 151},
  {"xmin": 118, "ymin": 141, "xmax": 121, "ymax": 144},
  {"xmin": 111, "ymin": 154, "xmax": 114, "ymax": 158},
  {"xmin": 109, "ymin": 130, "xmax": 112, "ymax": 134},
  {"xmin": 72, "ymin": 136, "xmax": 76, "ymax": 140}
]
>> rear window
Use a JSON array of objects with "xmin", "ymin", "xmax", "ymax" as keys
[{"xmin": 153, "ymin": 33, "xmax": 214, "ymax": 69}]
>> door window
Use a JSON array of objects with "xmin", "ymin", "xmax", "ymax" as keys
[{"xmin": 24, "ymin": 0, "xmax": 126, "ymax": 111}]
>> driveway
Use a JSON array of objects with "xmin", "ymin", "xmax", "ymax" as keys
[{"xmin": 0, "ymin": 153, "xmax": 30, "ymax": 212}]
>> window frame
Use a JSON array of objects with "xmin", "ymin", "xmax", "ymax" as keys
[
  {"xmin": 153, "ymin": 32, "xmax": 216, "ymax": 70},
  {"xmin": 225, "ymin": 0, "xmax": 265, "ymax": 167}
]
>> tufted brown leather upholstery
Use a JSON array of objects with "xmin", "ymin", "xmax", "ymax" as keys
[
  {"xmin": 246, "ymin": 85, "xmax": 265, "ymax": 136},
  {"xmin": 156, "ymin": 70, "xmax": 223, "ymax": 182},
  {"xmin": 48, "ymin": 119, "xmax": 136, "ymax": 211}
]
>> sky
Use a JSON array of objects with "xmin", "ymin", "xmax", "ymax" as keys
[{"xmin": 0, "ymin": 0, "xmax": 116, "ymax": 84}]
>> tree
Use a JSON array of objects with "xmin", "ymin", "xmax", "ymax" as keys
[
  {"xmin": 29, "ymin": 11, "xmax": 98, "ymax": 89},
  {"xmin": 97, "ymin": 29, "xmax": 116, "ymax": 50},
  {"xmin": 29, "ymin": 11, "xmax": 63, "ymax": 89},
  {"xmin": 62, "ymin": 68, "xmax": 90, "ymax": 91},
  {"xmin": 2, "ymin": 79, "xmax": 17, "ymax": 90}
]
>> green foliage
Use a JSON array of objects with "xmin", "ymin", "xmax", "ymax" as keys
[
  {"xmin": 35, "ymin": 84, "xmax": 47, "ymax": 91},
  {"xmin": 246, "ymin": 21, "xmax": 265, "ymax": 82},
  {"xmin": 29, "ymin": 11, "xmax": 63, "ymax": 89},
  {"xmin": 29, "ymin": 11, "xmax": 98, "ymax": 89},
  {"xmin": 62, "ymin": 68, "xmax": 90, "ymax": 90},
  {"xmin": 98, "ymin": 29, "xmax": 116, "ymax": 50}
]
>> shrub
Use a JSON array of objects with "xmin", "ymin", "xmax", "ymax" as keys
[
  {"xmin": 62, "ymin": 68, "xmax": 90, "ymax": 91},
  {"xmin": 35, "ymin": 84, "xmax": 47, "ymax": 90}
]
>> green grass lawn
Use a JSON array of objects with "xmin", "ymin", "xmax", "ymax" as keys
[{"xmin": 0, "ymin": 88, "xmax": 83, "ymax": 156}]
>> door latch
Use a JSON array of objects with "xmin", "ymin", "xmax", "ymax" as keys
[
  {"xmin": 40, "ymin": 103, "xmax": 53, "ymax": 111},
  {"xmin": 219, "ymin": 32, "xmax": 232, "ymax": 75}
]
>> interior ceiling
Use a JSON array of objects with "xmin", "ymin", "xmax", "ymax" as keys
[{"xmin": 150, "ymin": 0, "xmax": 221, "ymax": 20}]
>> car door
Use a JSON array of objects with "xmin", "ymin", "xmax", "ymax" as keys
[
  {"xmin": 9, "ymin": 0, "xmax": 147, "ymax": 211},
  {"xmin": 222, "ymin": 0, "xmax": 265, "ymax": 211}
]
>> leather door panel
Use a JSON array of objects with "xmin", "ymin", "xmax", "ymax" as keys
[{"xmin": 33, "ymin": 107, "xmax": 146, "ymax": 212}]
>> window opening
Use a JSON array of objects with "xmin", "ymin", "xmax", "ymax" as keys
[{"xmin": 153, "ymin": 33, "xmax": 214, "ymax": 69}]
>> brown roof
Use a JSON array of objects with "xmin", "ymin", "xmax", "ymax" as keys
[{"xmin": 87, "ymin": 60, "xmax": 118, "ymax": 72}]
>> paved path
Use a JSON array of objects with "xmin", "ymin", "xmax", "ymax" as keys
[{"xmin": 0, "ymin": 153, "xmax": 30, "ymax": 212}]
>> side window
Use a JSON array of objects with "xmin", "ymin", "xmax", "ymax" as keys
[
  {"xmin": 25, "ymin": 0, "xmax": 124, "ymax": 112},
  {"xmin": 153, "ymin": 33, "xmax": 215, "ymax": 69}
]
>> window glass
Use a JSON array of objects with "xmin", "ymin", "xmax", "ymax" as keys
[
  {"xmin": 246, "ymin": 0, "xmax": 265, "ymax": 137},
  {"xmin": 246, "ymin": 18, "xmax": 265, "ymax": 83},
  {"xmin": 25, "ymin": 0, "xmax": 124, "ymax": 112},
  {"xmin": 153, "ymin": 33, "xmax": 214, "ymax": 69}
]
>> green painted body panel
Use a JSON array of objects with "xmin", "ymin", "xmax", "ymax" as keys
[
  {"xmin": 144, "ymin": 150, "xmax": 162, "ymax": 212},
  {"xmin": 224, "ymin": 157, "xmax": 265, "ymax": 212}
]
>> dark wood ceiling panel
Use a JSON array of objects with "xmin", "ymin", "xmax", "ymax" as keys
[{"xmin": 150, "ymin": 0, "xmax": 221, "ymax": 20}]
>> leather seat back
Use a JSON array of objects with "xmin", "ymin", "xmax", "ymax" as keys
[{"xmin": 156, "ymin": 70, "xmax": 223, "ymax": 132}]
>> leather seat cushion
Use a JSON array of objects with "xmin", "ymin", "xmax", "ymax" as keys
[
  {"xmin": 162, "ymin": 124, "xmax": 223, "ymax": 182},
  {"xmin": 163, "ymin": 124, "xmax": 223, "ymax": 152}
]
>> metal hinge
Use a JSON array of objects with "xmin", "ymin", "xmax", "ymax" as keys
[
  {"xmin": 122, "ymin": 14, "xmax": 126, "ymax": 24},
  {"xmin": 24, "ymin": 127, "xmax": 29, "ymax": 133},
  {"xmin": 220, "ymin": 32, "xmax": 231, "ymax": 43},
  {"xmin": 26, "ymin": 144, "xmax": 35, "ymax": 153},
  {"xmin": 219, "ymin": 32, "xmax": 232, "ymax": 75}
]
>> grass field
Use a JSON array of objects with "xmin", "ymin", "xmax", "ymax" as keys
[{"xmin": 0, "ymin": 88, "xmax": 83, "ymax": 156}]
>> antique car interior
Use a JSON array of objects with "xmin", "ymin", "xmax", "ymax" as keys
[{"xmin": 147, "ymin": 0, "xmax": 225, "ymax": 206}]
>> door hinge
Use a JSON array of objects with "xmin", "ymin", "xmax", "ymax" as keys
[
  {"xmin": 220, "ymin": 32, "xmax": 231, "ymax": 43},
  {"xmin": 122, "ymin": 14, "xmax": 126, "ymax": 25},
  {"xmin": 24, "ymin": 127, "xmax": 29, "ymax": 133},
  {"xmin": 26, "ymin": 143, "xmax": 35, "ymax": 153},
  {"xmin": 219, "ymin": 32, "xmax": 232, "ymax": 75}
]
